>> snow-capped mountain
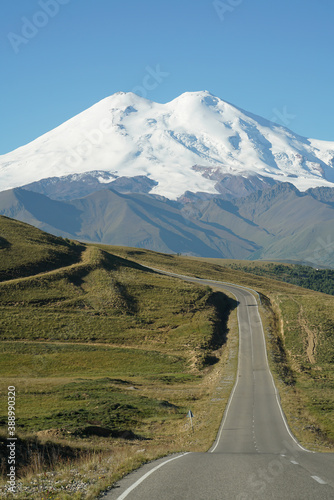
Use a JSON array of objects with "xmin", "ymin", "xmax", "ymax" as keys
[{"xmin": 1, "ymin": 90, "xmax": 334, "ymax": 199}]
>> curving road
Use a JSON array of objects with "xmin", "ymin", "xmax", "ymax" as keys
[{"xmin": 104, "ymin": 271, "xmax": 334, "ymax": 500}]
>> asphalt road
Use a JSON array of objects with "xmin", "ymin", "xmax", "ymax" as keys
[{"xmin": 104, "ymin": 270, "xmax": 334, "ymax": 500}]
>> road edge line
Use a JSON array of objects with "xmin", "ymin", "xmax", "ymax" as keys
[{"xmin": 116, "ymin": 453, "xmax": 191, "ymax": 499}]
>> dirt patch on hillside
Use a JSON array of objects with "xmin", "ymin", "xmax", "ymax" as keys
[{"xmin": 298, "ymin": 306, "xmax": 316, "ymax": 364}]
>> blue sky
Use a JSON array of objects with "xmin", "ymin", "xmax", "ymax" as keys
[{"xmin": 1, "ymin": 0, "xmax": 334, "ymax": 154}]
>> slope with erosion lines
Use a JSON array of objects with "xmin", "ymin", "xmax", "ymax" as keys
[
  {"xmin": 1, "ymin": 181, "xmax": 334, "ymax": 266},
  {"xmin": 0, "ymin": 188, "xmax": 260, "ymax": 259}
]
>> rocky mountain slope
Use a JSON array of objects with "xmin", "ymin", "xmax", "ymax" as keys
[{"xmin": 1, "ymin": 182, "xmax": 333, "ymax": 267}]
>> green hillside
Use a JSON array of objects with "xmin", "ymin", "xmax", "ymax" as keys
[
  {"xmin": 0, "ymin": 217, "xmax": 333, "ymax": 498},
  {"xmin": 0, "ymin": 216, "xmax": 236, "ymax": 499},
  {"xmin": 0, "ymin": 215, "xmax": 82, "ymax": 281}
]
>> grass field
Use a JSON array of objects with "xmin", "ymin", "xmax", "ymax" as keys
[
  {"xmin": 0, "ymin": 216, "xmax": 237, "ymax": 499},
  {"xmin": 0, "ymin": 216, "xmax": 333, "ymax": 498}
]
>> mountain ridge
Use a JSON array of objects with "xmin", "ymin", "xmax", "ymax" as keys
[
  {"xmin": 1, "ymin": 90, "xmax": 334, "ymax": 199},
  {"xmin": 1, "ymin": 182, "xmax": 333, "ymax": 268}
]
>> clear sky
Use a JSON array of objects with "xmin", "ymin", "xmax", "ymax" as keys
[{"xmin": 1, "ymin": 0, "xmax": 334, "ymax": 154}]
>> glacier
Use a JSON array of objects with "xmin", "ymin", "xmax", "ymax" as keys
[{"xmin": 1, "ymin": 90, "xmax": 334, "ymax": 199}]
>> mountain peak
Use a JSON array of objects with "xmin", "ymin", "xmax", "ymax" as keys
[
  {"xmin": 167, "ymin": 90, "xmax": 229, "ymax": 111},
  {"xmin": 1, "ymin": 91, "xmax": 334, "ymax": 199},
  {"xmin": 170, "ymin": 90, "xmax": 218, "ymax": 101},
  {"xmin": 104, "ymin": 90, "xmax": 154, "ymax": 108}
]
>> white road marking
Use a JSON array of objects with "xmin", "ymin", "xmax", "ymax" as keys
[
  {"xmin": 311, "ymin": 476, "xmax": 327, "ymax": 485},
  {"xmin": 290, "ymin": 460, "xmax": 299, "ymax": 465},
  {"xmin": 116, "ymin": 453, "xmax": 190, "ymax": 499}
]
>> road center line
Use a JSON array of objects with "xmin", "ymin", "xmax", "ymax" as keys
[{"xmin": 116, "ymin": 453, "xmax": 191, "ymax": 499}]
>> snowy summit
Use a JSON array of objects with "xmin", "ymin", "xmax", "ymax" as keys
[{"xmin": 1, "ymin": 90, "xmax": 334, "ymax": 199}]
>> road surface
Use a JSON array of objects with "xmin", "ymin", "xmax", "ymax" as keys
[{"xmin": 104, "ymin": 270, "xmax": 334, "ymax": 499}]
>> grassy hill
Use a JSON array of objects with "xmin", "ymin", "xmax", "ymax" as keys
[
  {"xmin": 0, "ymin": 216, "xmax": 237, "ymax": 499},
  {"xmin": 0, "ymin": 215, "xmax": 83, "ymax": 281},
  {"xmin": 0, "ymin": 216, "xmax": 333, "ymax": 498}
]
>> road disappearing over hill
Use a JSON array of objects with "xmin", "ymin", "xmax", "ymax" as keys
[{"xmin": 105, "ymin": 269, "xmax": 334, "ymax": 500}]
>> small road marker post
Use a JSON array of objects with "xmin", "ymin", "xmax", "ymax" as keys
[{"xmin": 187, "ymin": 410, "xmax": 194, "ymax": 432}]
